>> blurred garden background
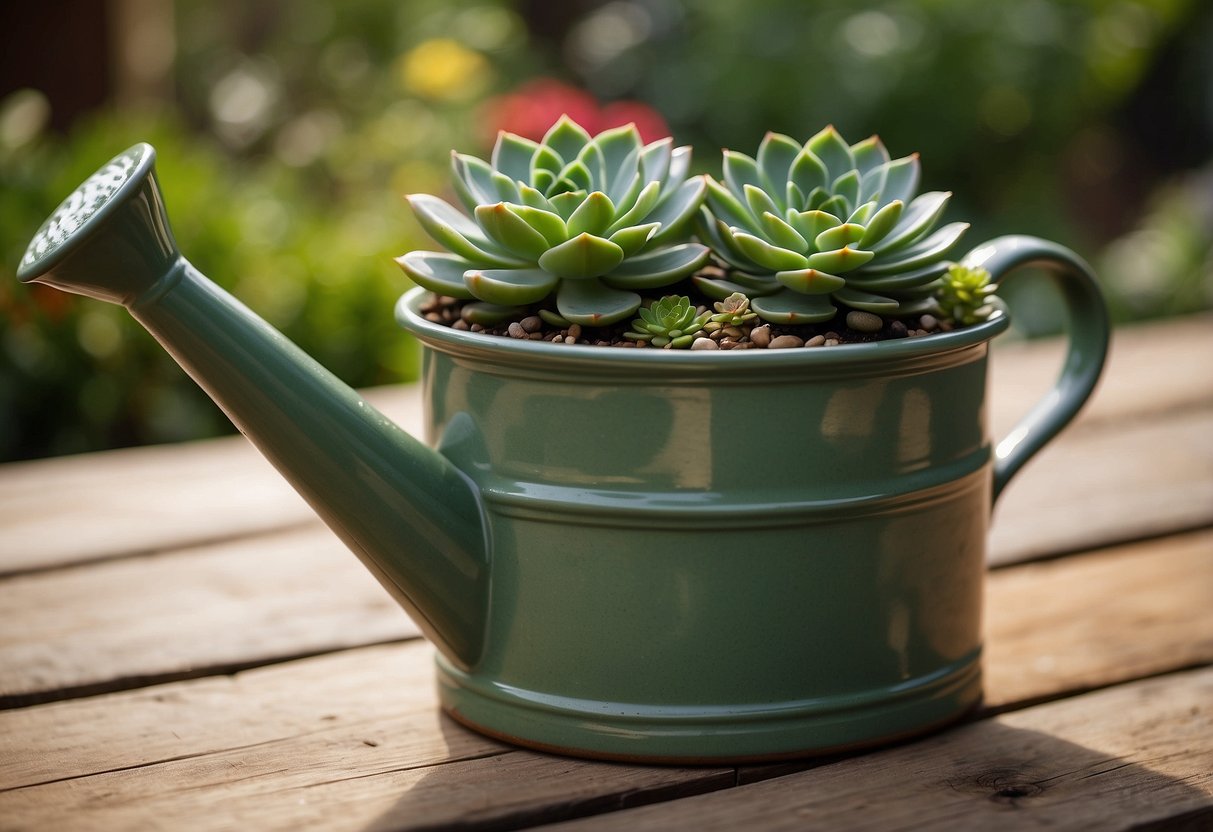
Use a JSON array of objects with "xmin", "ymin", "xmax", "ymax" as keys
[{"xmin": 2, "ymin": 0, "xmax": 1210, "ymax": 461}]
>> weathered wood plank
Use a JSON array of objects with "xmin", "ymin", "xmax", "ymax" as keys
[
  {"xmin": 1, "ymin": 531, "xmax": 1209, "ymax": 831},
  {"xmin": 548, "ymin": 667, "xmax": 1213, "ymax": 831},
  {"xmin": 2, "ymin": 315, "xmax": 1209, "ymax": 576},
  {"xmin": 0, "ymin": 525, "xmax": 417, "ymax": 706},
  {"xmin": 0, "ymin": 385, "xmax": 422, "ymax": 575},
  {"xmin": 0, "ymin": 640, "xmax": 733, "ymax": 832}
]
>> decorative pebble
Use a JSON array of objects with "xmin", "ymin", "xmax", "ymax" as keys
[
  {"xmin": 470, "ymin": 323, "xmax": 485, "ymax": 332},
  {"xmin": 520, "ymin": 316, "xmax": 543, "ymax": 333},
  {"xmin": 452, "ymin": 319, "xmax": 470, "ymax": 331},
  {"xmin": 889, "ymin": 320, "xmax": 908, "ymax": 338},
  {"xmin": 750, "ymin": 325, "xmax": 772, "ymax": 348},
  {"xmin": 691, "ymin": 337, "xmax": 719, "ymax": 350},
  {"xmin": 805, "ymin": 335, "xmax": 826, "ymax": 347},
  {"xmin": 824, "ymin": 338, "xmax": 840, "ymax": 346},
  {"xmin": 425, "ymin": 312, "xmax": 444, "ymax": 323},
  {"xmin": 722, "ymin": 325, "xmax": 743, "ymax": 338},
  {"xmin": 919, "ymin": 314, "xmax": 939, "ymax": 331},
  {"xmin": 568, "ymin": 324, "xmax": 582, "ymax": 339},
  {"xmin": 507, "ymin": 322, "xmax": 526, "ymax": 339},
  {"xmin": 824, "ymin": 331, "xmax": 840, "ymax": 341},
  {"xmin": 770, "ymin": 335, "xmax": 805, "ymax": 349},
  {"xmin": 846, "ymin": 310, "xmax": 884, "ymax": 333},
  {"xmin": 565, "ymin": 335, "xmax": 577, "ymax": 344}
]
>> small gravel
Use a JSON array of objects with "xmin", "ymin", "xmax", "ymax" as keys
[
  {"xmin": 846, "ymin": 310, "xmax": 884, "ymax": 333},
  {"xmin": 691, "ymin": 337, "xmax": 719, "ymax": 350},
  {"xmin": 805, "ymin": 335, "xmax": 826, "ymax": 347},
  {"xmin": 507, "ymin": 322, "xmax": 526, "ymax": 339},
  {"xmin": 750, "ymin": 325, "xmax": 772, "ymax": 348},
  {"xmin": 770, "ymin": 334, "xmax": 805, "ymax": 349},
  {"xmin": 520, "ymin": 315, "xmax": 543, "ymax": 333}
]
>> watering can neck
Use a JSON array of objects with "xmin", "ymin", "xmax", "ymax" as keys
[{"xmin": 17, "ymin": 144, "xmax": 492, "ymax": 668}]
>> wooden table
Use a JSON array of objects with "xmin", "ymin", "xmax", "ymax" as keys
[{"xmin": 2, "ymin": 315, "xmax": 1211, "ymax": 830}]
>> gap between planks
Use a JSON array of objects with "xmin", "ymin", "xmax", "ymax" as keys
[{"xmin": 0, "ymin": 529, "xmax": 1210, "ymax": 831}]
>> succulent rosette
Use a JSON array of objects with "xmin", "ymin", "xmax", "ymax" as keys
[
  {"xmin": 397, "ymin": 115, "xmax": 709, "ymax": 326},
  {"xmin": 695, "ymin": 126, "xmax": 969, "ymax": 324}
]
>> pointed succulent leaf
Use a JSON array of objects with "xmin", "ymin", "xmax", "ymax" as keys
[
  {"xmin": 789, "ymin": 149, "xmax": 828, "ymax": 203},
  {"xmin": 751, "ymin": 290, "xmax": 837, "ymax": 324},
  {"xmin": 549, "ymin": 191, "xmax": 588, "ymax": 221},
  {"xmin": 601, "ymin": 243, "xmax": 710, "ymax": 289},
  {"xmin": 729, "ymin": 271, "xmax": 783, "ymax": 293},
  {"xmin": 722, "ymin": 150, "xmax": 765, "ymax": 202},
  {"xmin": 760, "ymin": 211, "xmax": 808, "ymax": 252},
  {"xmin": 743, "ymin": 184, "xmax": 780, "ymax": 226},
  {"xmin": 815, "ymin": 223, "xmax": 866, "ymax": 251},
  {"xmin": 858, "ymin": 199, "xmax": 904, "ymax": 248},
  {"xmin": 491, "ymin": 171, "xmax": 522, "ymax": 203},
  {"xmin": 845, "ymin": 260, "xmax": 949, "ymax": 292},
  {"xmin": 805, "ymin": 186, "xmax": 830, "ymax": 211},
  {"xmin": 775, "ymin": 267, "xmax": 847, "ymax": 295},
  {"xmin": 608, "ymin": 222, "xmax": 659, "ymax": 256},
  {"xmin": 646, "ymin": 176, "xmax": 709, "ymax": 245},
  {"xmin": 891, "ymin": 294, "xmax": 942, "ymax": 317},
  {"xmin": 848, "ymin": 200, "xmax": 877, "ymax": 226},
  {"xmin": 492, "ymin": 132, "xmax": 539, "ymax": 183},
  {"xmin": 451, "ymin": 152, "xmax": 498, "ymax": 211},
  {"xmin": 406, "ymin": 194, "xmax": 523, "ymax": 267},
  {"xmin": 858, "ymin": 164, "xmax": 888, "ymax": 205},
  {"xmin": 732, "ymin": 231, "xmax": 810, "ymax": 272},
  {"xmin": 757, "ymin": 132, "xmax": 802, "ymax": 201},
  {"xmin": 817, "ymin": 194, "xmax": 851, "ymax": 220},
  {"xmin": 554, "ymin": 159, "xmax": 593, "ymax": 193},
  {"xmin": 607, "ymin": 180, "xmax": 661, "ymax": 233},
  {"xmin": 805, "ymin": 246, "xmax": 875, "ymax": 273},
  {"xmin": 785, "ymin": 181, "xmax": 806, "ymax": 212},
  {"xmin": 694, "ymin": 275, "xmax": 778, "ymax": 301},
  {"xmin": 519, "ymin": 185, "xmax": 554, "ymax": 212},
  {"xmin": 833, "ymin": 286, "xmax": 899, "ymax": 313},
  {"xmin": 537, "ymin": 232, "xmax": 625, "ymax": 279},
  {"xmin": 556, "ymin": 278, "xmax": 641, "ymax": 326},
  {"xmin": 609, "ymin": 169, "xmax": 645, "ymax": 215},
  {"xmin": 531, "ymin": 168, "xmax": 556, "ymax": 194},
  {"xmin": 704, "ymin": 177, "xmax": 762, "ymax": 235},
  {"xmin": 505, "ymin": 204, "xmax": 567, "ymax": 247},
  {"xmin": 567, "ymin": 191, "xmax": 616, "ymax": 237},
  {"xmin": 461, "ymin": 301, "xmax": 529, "ymax": 326},
  {"xmin": 595, "ymin": 124, "xmax": 644, "ymax": 192},
  {"xmin": 394, "ymin": 251, "xmax": 476, "ymax": 299},
  {"xmin": 806, "ymin": 126, "xmax": 855, "ymax": 183},
  {"xmin": 475, "ymin": 203, "xmax": 552, "ymax": 260},
  {"xmin": 851, "ymin": 135, "xmax": 890, "ymax": 178},
  {"xmin": 871, "ymin": 191, "xmax": 950, "ymax": 253},
  {"xmin": 880, "ymin": 154, "xmax": 921, "ymax": 207},
  {"xmin": 665, "ymin": 146, "xmax": 692, "ymax": 189},
  {"xmin": 608, "ymin": 146, "xmax": 643, "ymax": 202},
  {"xmin": 542, "ymin": 115, "xmax": 592, "ymax": 166},
  {"xmin": 640, "ymin": 138, "xmax": 674, "ymax": 185},
  {"xmin": 788, "ymin": 210, "xmax": 841, "ymax": 246},
  {"xmin": 465, "ymin": 268, "xmax": 560, "ymax": 306},
  {"xmin": 575, "ymin": 141, "xmax": 607, "ymax": 190},
  {"xmin": 831, "ymin": 170, "xmax": 861, "ymax": 215},
  {"xmin": 694, "ymin": 211, "xmax": 753, "ymax": 270},
  {"xmin": 862, "ymin": 222, "xmax": 969, "ymax": 275}
]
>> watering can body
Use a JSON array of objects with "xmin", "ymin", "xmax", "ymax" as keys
[{"xmin": 18, "ymin": 145, "xmax": 1108, "ymax": 762}]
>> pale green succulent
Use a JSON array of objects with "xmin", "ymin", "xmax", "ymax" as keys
[
  {"xmin": 708, "ymin": 292, "xmax": 758, "ymax": 327},
  {"xmin": 695, "ymin": 126, "xmax": 969, "ymax": 324},
  {"xmin": 396, "ymin": 116, "xmax": 710, "ymax": 326},
  {"xmin": 935, "ymin": 264, "xmax": 999, "ymax": 325},
  {"xmin": 624, "ymin": 295, "xmax": 712, "ymax": 348}
]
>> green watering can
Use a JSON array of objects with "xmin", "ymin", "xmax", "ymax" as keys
[{"xmin": 18, "ymin": 144, "xmax": 1108, "ymax": 762}]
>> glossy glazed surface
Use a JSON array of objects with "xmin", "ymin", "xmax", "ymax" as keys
[{"xmin": 18, "ymin": 144, "xmax": 1109, "ymax": 761}]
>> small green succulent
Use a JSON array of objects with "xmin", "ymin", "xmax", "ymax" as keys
[
  {"xmin": 695, "ymin": 126, "xmax": 969, "ymax": 324},
  {"xmin": 624, "ymin": 295, "xmax": 712, "ymax": 348},
  {"xmin": 396, "ymin": 116, "xmax": 710, "ymax": 326},
  {"xmin": 935, "ymin": 264, "xmax": 999, "ymax": 325},
  {"xmin": 708, "ymin": 292, "xmax": 758, "ymax": 327}
]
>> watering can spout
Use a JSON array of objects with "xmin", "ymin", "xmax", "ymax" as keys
[{"xmin": 17, "ymin": 144, "xmax": 490, "ymax": 668}]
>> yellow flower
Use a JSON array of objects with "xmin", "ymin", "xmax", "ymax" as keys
[{"xmin": 399, "ymin": 39, "xmax": 490, "ymax": 102}]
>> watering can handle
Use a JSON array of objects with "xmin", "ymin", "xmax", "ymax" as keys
[{"xmin": 961, "ymin": 235, "xmax": 1110, "ymax": 505}]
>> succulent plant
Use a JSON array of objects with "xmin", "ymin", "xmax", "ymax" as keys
[
  {"xmin": 695, "ymin": 126, "xmax": 969, "ymax": 324},
  {"xmin": 935, "ymin": 264, "xmax": 999, "ymax": 325},
  {"xmin": 624, "ymin": 295, "xmax": 712, "ymax": 348},
  {"xmin": 396, "ymin": 115, "xmax": 710, "ymax": 326},
  {"xmin": 708, "ymin": 292, "xmax": 758, "ymax": 327}
]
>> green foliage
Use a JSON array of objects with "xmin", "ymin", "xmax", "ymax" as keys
[
  {"xmin": 624, "ymin": 295, "xmax": 712, "ymax": 348},
  {"xmin": 695, "ymin": 127, "xmax": 965, "ymax": 324},
  {"xmin": 708, "ymin": 292, "xmax": 758, "ymax": 327},
  {"xmin": 397, "ymin": 116, "xmax": 710, "ymax": 326},
  {"xmin": 935, "ymin": 264, "xmax": 999, "ymax": 325}
]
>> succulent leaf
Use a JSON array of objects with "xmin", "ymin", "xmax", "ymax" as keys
[
  {"xmin": 806, "ymin": 126, "xmax": 855, "ymax": 182},
  {"xmin": 608, "ymin": 222, "xmax": 660, "ymax": 257},
  {"xmin": 831, "ymin": 170, "xmax": 861, "ymax": 215},
  {"xmin": 595, "ymin": 124, "xmax": 644, "ymax": 191},
  {"xmin": 641, "ymin": 138, "xmax": 674, "ymax": 185},
  {"xmin": 805, "ymin": 246, "xmax": 875, "ymax": 273},
  {"xmin": 733, "ymin": 231, "xmax": 810, "ymax": 271},
  {"xmin": 751, "ymin": 291, "xmax": 837, "ymax": 324},
  {"xmin": 602, "ymin": 243, "xmax": 711, "ymax": 289},
  {"xmin": 833, "ymin": 287, "xmax": 899, "ymax": 313},
  {"xmin": 859, "ymin": 222, "xmax": 968, "ymax": 275},
  {"xmin": 880, "ymin": 154, "xmax": 921, "ymax": 207},
  {"xmin": 857, "ymin": 200, "xmax": 904, "ymax": 248},
  {"xmin": 934, "ymin": 263, "xmax": 1000, "ymax": 325},
  {"xmin": 759, "ymin": 211, "xmax": 808, "ymax": 252},
  {"xmin": 537, "ymin": 232, "xmax": 626, "ymax": 279},
  {"xmin": 723, "ymin": 151, "xmax": 766, "ymax": 205},
  {"xmin": 556, "ymin": 279, "xmax": 641, "ymax": 326},
  {"xmin": 407, "ymin": 195, "xmax": 524, "ymax": 267},
  {"xmin": 567, "ymin": 191, "xmax": 616, "ymax": 237},
  {"xmin": 851, "ymin": 136, "xmax": 890, "ymax": 177},
  {"xmin": 475, "ymin": 203, "xmax": 553, "ymax": 259},
  {"xmin": 789, "ymin": 149, "xmax": 828, "ymax": 199},
  {"xmin": 451, "ymin": 153, "xmax": 498, "ymax": 211},
  {"xmin": 542, "ymin": 116, "xmax": 592, "ymax": 166},
  {"xmin": 466, "ymin": 268, "xmax": 560, "ymax": 306},
  {"xmin": 607, "ymin": 180, "xmax": 662, "ymax": 234},
  {"xmin": 788, "ymin": 209, "xmax": 841, "ymax": 244},
  {"xmin": 815, "ymin": 223, "xmax": 866, "ymax": 251},
  {"xmin": 395, "ymin": 250, "xmax": 476, "ymax": 299},
  {"xmin": 491, "ymin": 132, "xmax": 539, "ymax": 184},
  {"xmin": 645, "ymin": 176, "xmax": 709, "ymax": 245},
  {"xmin": 757, "ymin": 132, "xmax": 801, "ymax": 201},
  {"xmin": 548, "ymin": 190, "xmax": 587, "ymax": 221},
  {"xmin": 744, "ymin": 184, "xmax": 780, "ymax": 224},
  {"xmin": 870, "ymin": 191, "xmax": 950, "ymax": 253},
  {"xmin": 506, "ymin": 204, "xmax": 568, "ymax": 247},
  {"xmin": 705, "ymin": 178, "xmax": 761, "ymax": 235},
  {"xmin": 775, "ymin": 268, "xmax": 847, "ymax": 295}
]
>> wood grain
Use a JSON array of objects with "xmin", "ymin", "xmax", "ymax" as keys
[
  {"xmin": 546, "ymin": 667, "xmax": 1213, "ymax": 831},
  {"xmin": 2, "ymin": 531, "xmax": 1209, "ymax": 829}
]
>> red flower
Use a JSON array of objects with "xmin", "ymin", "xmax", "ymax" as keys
[{"xmin": 483, "ymin": 79, "xmax": 670, "ymax": 145}]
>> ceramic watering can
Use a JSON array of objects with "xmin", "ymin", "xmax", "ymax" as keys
[{"xmin": 18, "ymin": 145, "xmax": 1108, "ymax": 762}]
